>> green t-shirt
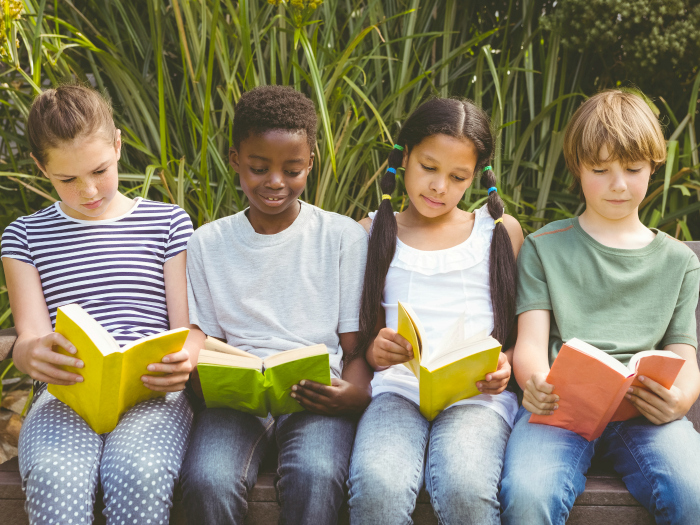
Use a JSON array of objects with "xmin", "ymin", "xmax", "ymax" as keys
[{"xmin": 516, "ymin": 218, "xmax": 700, "ymax": 366}]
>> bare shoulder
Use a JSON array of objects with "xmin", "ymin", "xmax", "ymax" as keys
[
  {"xmin": 501, "ymin": 214, "xmax": 525, "ymax": 257},
  {"xmin": 358, "ymin": 217, "xmax": 372, "ymax": 234}
]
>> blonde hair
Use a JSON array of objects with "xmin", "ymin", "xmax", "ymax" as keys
[
  {"xmin": 27, "ymin": 84, "xmax": 118, "ymax": 166},
  {"xmin": 563, "ymin": 90, "xmax": 666, "ymax": 196}
]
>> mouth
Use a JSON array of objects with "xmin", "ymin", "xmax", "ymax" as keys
[
  {"xmin": 259, "ymin": 194, "xmax": 288, "ymax": 207},
  {"xmin": 605, "ymin": 199, "xmax": 629, "ymax": 205},
  {"xmin": 82, "ymin": 198, "xmax": 104, "ymax": 210},
  {"xmin": 421, "ymin": 195, "xmax": 445, "ymax": 208}
]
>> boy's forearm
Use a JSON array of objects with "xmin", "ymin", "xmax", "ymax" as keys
[
  {"xmin": 513, "ymin": 341, "xmax": 550, "ymax": 390},
  {"xmin": 665, "ymin": 344, "xmax": 700, "ymax": 414}
]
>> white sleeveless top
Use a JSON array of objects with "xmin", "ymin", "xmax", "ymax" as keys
[{"xmin": 369, "ymin": 204, "xmax": 518, "ymax": 427}]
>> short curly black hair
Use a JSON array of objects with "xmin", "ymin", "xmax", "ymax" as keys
[{"xmin": 232, "ymin": 85, "xmax": 317, "ymax": 151}]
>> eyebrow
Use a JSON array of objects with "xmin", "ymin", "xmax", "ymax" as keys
[
  {"xmin": 423, "ymin": 154, "xmax": 471, "ymax": 174},
  {"xmin": 53, "ymin": 161, "xmax": 110, "ymax": 178},
  {"xmin": 247, "ymin": 154, "xmax": 306, "ymax": 164}
]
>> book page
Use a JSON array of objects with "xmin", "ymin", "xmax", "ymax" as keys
[
  {"xmin": 58, "ymin": 303, "xmax": 120, "ymax": 356},
  {"xmin": 204, "ymin": 336, "xmax": 257, "ymax": 358},
  {"xmin": 263, "ymin": 344, "xmax": 327, "ymax": 369},
  {"xmin": 627, "ymin": 349, "xmax": 685, "ymax": 372},
  {"xmin": 198, "ymin": 349, "xmax": 263, "ymax": 371},
  {"xmin": 424, "ymin": 335, "xmax": 500, "ymax": 372},
  {"xmin": 565, "ymin": 338, "xmax": 632, "ymax": 377}
]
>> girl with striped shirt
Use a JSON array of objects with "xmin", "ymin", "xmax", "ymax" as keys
[{"xmin": 1, "ymin": 85, "xmax": 204, "ymax": 525}]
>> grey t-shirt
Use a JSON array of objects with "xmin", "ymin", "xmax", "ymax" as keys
[{"xmin": 186, "ymin": 201, "xmax": 368, "ymax": 377}]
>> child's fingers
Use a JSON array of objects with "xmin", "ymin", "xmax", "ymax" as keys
[
  {"xmin": 484, "ymin": 366, "xmax": 510, "ymax": 382},
  {"xmin": 627, "ymin": 394, "xmax": 667, "ymax": 425},
  {"xmin": 478, "ymin": 378, "xmax": 509, "ymax": 394},
  {"xmin": 34, "ymin": 361, "xmax": 83, "ymax": 383},
  {"xmin": 389, "ymin": 332, "xmax": 413, "ymax": 354},
  {"xmin": 147, "ymin": 360, "xmax": 192, "ymax": 374},
  {"xmin": 142, "ymin": 372, "xmax": 189, "ymax": 388},
  {"xmin": 32, "ymin": 370, "xmax": 77, "ymax": 386},
  {"xmin": 636, "ymin": 376, "xmax": 672, "ymax": 402},
  {"xmin": 161, "ymin": 349, "xmax": 190, "ymax": 364},
  {"xmin": 292, "ymin": 384, "xmax": 333, "ymax": 405},
  {"xmin": 41, "ymin": 332, "xmax": 77, "ymax": 355},
  {"xmin": 39, "ymin": 347, "xmax": 84, "ymax": 369},
  {"xmin": 523, "ymin": 389, "xmax": 558, "ymax": 412},
  {"xmin": 377, "ymin": 347, "xmax": 413, "ymax": 365},
  {"xmin": 292, "ymin": 394, "xmax": 330, "ymax": 415},
  {"xmin": 295, "ymin": 380, "xmax": 334, "ymax": 396}
]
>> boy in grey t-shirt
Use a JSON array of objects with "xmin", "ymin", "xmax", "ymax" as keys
[{"xmin": 180, "ymin": 86, "xmax": 371, "ymax": 525}]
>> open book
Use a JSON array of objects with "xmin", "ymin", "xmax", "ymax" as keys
[
  {"xmin": 529, "ymin": 338, "xmax": 685, "ymax": 440},
  {"xmin": 49, "ymin": 304, "xmax": 190, "ymax": 434},
  {"xmin": 397, "ymin": 301, "xmax": 501, "ymax": 421},
  {"xmin": 197, "ymin": 337, "xmax": 332, "ymax": 417}
]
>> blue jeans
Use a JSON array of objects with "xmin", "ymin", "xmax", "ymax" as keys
[
  {"xmin": 499, "ymin": 406, "xmax": 700, "ymax": 525},
  {"xmin": 347, "ymin": 393, "xmax": 511, "ymax": 525},
  {"xmin": 180, "ymin": 407, "xmax": 356, "ymax": 525}
]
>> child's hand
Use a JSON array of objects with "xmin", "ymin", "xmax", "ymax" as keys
[
  {"xmin": 367, "ymin": 327, "xmax": 413, "ymax": 369},
  {"xmin": 16, "ymin": 332, "xmax": 84, "ymax": 385},
  {"xmin": 141, "ymin": 349, "xmax": 192, "ymax": 392},
  {"xmin": 625, "ymin": 376, "xmax": 689, "ymax": 425},
  {"xmin": 476, "ymin": 352, "xmax": 511, "ymax": 395},
  {"xmin": 290, "ymin": 378, "xmax": 371, "ymax": 416},
  {"xmin": 523, "ymin": 372, "xmax": 559, "ymax": 415}
]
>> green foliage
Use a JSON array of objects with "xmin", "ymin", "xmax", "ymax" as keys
[
  {"xmin": 543, "ymin": 0, "xmax": 700, "ymax": 96},
  {"xmin": 0, "ymin": 0, "xmax": 699, "ymax": 330}
]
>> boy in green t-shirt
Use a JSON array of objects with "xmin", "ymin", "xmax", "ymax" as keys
[{"xmin": 500, "ymin": 90, "xmax": 700, "ymax": 524}]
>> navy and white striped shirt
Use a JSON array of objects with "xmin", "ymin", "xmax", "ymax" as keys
[{"xmin": 1, "ymin": 198, "xmax": 194, "ymax": 346}]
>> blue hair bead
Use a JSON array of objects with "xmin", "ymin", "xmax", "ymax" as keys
[
  {"xmin": 487, "ymin": 186, "xmax": 498, "ymax": 195},
  {"xmin": 386, "ymin": 167, "xmax": 397, "ymax": 174}
]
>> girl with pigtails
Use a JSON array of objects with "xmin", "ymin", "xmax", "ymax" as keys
[{"xmin": 346, "ymin": 97, "xmax": 524, "ymax": 524}]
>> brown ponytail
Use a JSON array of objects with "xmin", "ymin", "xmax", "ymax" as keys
[{"xmin": 352, "ymin": 97, "xmax": 518, "ymax": 361}]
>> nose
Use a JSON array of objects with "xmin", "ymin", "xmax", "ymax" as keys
[
  {"xmin": 265, "ymin": 170, "xmax": 285, "ymax": 189},
  {"xmin": 429, "ymin": 174, "xmax": 448, "ymax": 194},
  {"xmin": 78, "ymin": 178, "xmax": 99, "ymax": 199},
  {"xmin": 610, "ymin": 169, "xmax": 627, "ymax": 192}
]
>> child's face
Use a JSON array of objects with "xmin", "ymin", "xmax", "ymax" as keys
[
  {"xmin": 403, "ymin": 134, "xmax": 478, "ymax": 218},
  {"xmin": 579, "ymin": 146, "xmax": 652, "ymax": 221},
  {"xmin": 32, "ymin": 131, "xmax": 122, "ymax": 220},
  {"xmin": 230, "ymin": 130, "xmax": 313, "ymax": 219}
]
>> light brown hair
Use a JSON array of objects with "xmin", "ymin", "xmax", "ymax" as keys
[
  {"xmin": 27, "ymin": 84, "xmax": 117, "ymax": 166},
  {"xmin": 563, "ymin": 90, "xmax": 666, "ymax": 197}
]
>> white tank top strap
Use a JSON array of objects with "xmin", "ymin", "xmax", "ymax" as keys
[{"xmin": 367, "ymin": 204, "xmax": 495, "ymax": 276}]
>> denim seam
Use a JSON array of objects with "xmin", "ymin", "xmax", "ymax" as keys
[
  {"xmin": 85, "ymin": 435, "xmax": 103, "ymax": 523},
  {"xmin": 609, "ymin": 424, "xmax": 666, "ymax": 523},
  {"xmin": 238, "ymin": 416, "xmax": 275, "ymax": 500},
  {"xmin": 560, "ymin": 438, "xmax": 595, "ymax": 524}
]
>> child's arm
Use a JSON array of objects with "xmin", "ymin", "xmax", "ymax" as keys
[
  {"xmin": 141, "ymin": 251, "xmax": 205, "ymax": 392},
  {"xmin": 625, "ymin": 343, "xmax": 700, "ymax": 424},
  {"xmin": 514, "ymin": 309, "xmax": 560, "ymax": 415},
  {"xmin": 291, "ymin": 331, "xmax": 373, "ymax": 415},
  {"xmin": 2, "ymin": 258, "xmax": 84, "ymax": 384}
]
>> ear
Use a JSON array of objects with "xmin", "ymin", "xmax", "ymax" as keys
[
  {"xmin": 402, "ymin": 148, "xmax": 409, "ymax": 169},
  {"xmin": 115, "ymin": 129, "xmax": 122, "ymax": 161},
  {"xmin": 308, "ymin": 150, "xmax": 315, "ymax": 171},
  {"xmin": 30, "ymin": 153, "xmax": 49, "ymax": 178},
  {"xmin": 229, "ymin": 146, "xmax": 240, "ymax": 171}
]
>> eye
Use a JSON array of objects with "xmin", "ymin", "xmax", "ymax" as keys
[
  {"xmin": 250, "ymin": 167, "xmax": 268, "ymax": 174},
  {"xmin": 285, "ymin": 170, "xmax": 302, "ymax": 177},
  {"xmin": 452, "ymin": 175, "xmax": 467, "ymax": 182},
  {"xmin": 592, "ymin": 168, "xmax": 607, "ymax": 174},
  {"xmin": 627, "ymin": 168, "xmax": 642, "ymax": 173},
  {"xmin": 58, "ymin": 178, "xmax": 76, "ymax": 184},
  {"xmin": 420, "ymin": 164, "xmax": 436, "ymax": 172},
  {"xmin": 94, "ymin": 169, "xmax": 107, "ymax": 175}
]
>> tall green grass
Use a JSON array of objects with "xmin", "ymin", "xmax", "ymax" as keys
[{"xmin": 1, "ymin": 0, "xmax": 699, "ymax": 327}]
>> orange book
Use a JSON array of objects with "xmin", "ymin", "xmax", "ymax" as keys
[{"xmin": 530, "ymin": 339, "xmax": 685, "ymax": 441}]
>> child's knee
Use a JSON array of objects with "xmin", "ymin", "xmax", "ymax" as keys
[{"xmin": 499, "ymin": 470, "xmax": 578, "ymax": 525}]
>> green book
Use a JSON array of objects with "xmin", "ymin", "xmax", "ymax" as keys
[{"xmin": 197, "ymin": 337, "xmax": 332, "ymax": 417}]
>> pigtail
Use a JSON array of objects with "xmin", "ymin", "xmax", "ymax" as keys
[
  {"xmin": 480, "ymin": 166, "xmax": 517, "ymax": 344},
  {"xmin": 349, "ymin": 146, "xmax": 405, "ymax": 362}
]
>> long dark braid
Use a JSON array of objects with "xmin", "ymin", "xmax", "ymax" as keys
[{"xmin": 351, "ymin": 98, "xmax": 518, "ymax": 361}]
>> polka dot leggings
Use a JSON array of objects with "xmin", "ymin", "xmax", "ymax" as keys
[{"xmin": 18, "ymin": 388, "xmax": 193, "ymax": 525}]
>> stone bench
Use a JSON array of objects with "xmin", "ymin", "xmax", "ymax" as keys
[{"xmin": 2, "ymin": 241, "xmax": 700, "ymax": 523}]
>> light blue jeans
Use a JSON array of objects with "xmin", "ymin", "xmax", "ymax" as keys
[
  {"xmin": 499, "ymin": 406, "xmax": 700, "ymax": 525},
  {"xmin": 347, "ymin": 392, "xmax": 511, "ymax": 525},
  {"xmin": 180, "ymin": 407, "xmax": 356, "ymax": 525}
]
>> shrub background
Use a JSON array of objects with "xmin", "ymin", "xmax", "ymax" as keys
[{"xmin": 0, "ymin": 0, "xmax": 699, "ymax": 331}]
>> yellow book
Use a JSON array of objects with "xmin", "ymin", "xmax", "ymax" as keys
[
  {"xmin": 397, "ymin": 301, "xmax": 501, "ymax": 421},
  {"xmin": 48, "ymin": 304, "xmax": 189, "ymax": 434}
]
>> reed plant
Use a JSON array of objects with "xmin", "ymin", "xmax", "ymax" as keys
[{"xmin": 0, "ymin": 0, "xmax": 699, "ymax": 329}]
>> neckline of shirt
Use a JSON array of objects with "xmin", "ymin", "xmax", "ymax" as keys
[
  {"xmin": 235, "ymin": 200, "xmax": 312, "ymax": 247},
  {"xmin": 572, "ymin": 217, "xmax": 664, "ymax": 257},
  {"xmin": 395, "ymin": 205, "xmax": 488, "ymax": 255},
  {"xmin": 52, "ymin": 197, "xmax": 144, "ymax": 225}
]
